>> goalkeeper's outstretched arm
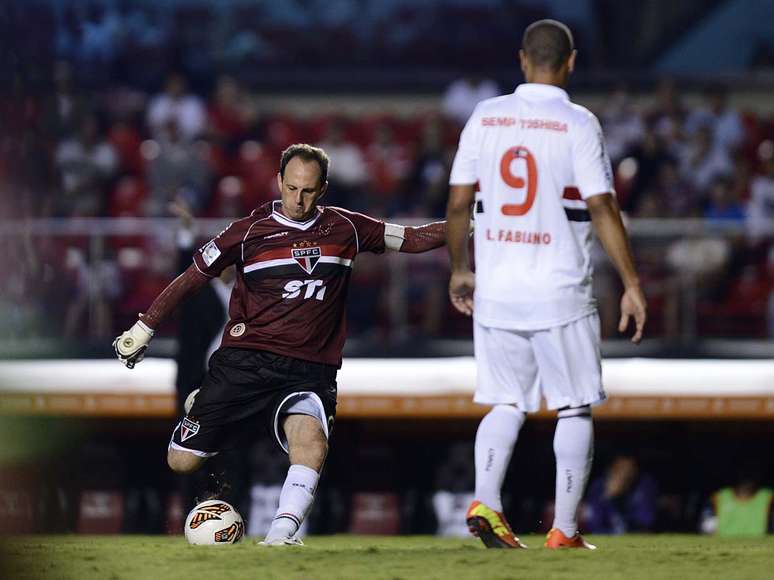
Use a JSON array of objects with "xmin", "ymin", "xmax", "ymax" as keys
[
  {"xmin": 384, "ymin": 221, "xmax": 447, "ymax": 253},
  {"xmin": 113, "ymin": 265, "xmax": 210, "ymax": 368}
]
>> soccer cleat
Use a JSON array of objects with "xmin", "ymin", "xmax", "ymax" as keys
[
  {"xmin": 544, "ymin": 528, "xmax": 596, "ymax": 550},
  {"xmin": 466, "ymin": 500, "xmax": 527, "ymax": 549},
  {"xmin": 258, "ymin": 536, "xmax": 305, "ymax": 547}
]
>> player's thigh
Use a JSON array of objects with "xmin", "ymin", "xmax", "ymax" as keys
[
  {"xmin": 169, "ymin": 351, "xmax": 266, "ymax": 458},
  {"xmin": 531, "ymin": 313, "xmax": 604, "ymax": 410},
  {"xmin": 474, "ymin": 321, "xmax": 540, "ymax": 411}
]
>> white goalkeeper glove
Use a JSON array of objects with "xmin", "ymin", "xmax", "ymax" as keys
[{"xmin": 113, "ymin": 320, "xmax": 154, "ymax": 369}]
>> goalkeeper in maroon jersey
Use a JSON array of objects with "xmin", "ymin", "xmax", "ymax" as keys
[{"xmin": 113, "ymin": 143, "xmax": 446, "ymax": 545}]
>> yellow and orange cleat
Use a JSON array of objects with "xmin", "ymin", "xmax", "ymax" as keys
[
  {"xmin": 544, "ymin": 528, "xmax": 597, "ymax": 550},
  {"xmin": 466, "ymin": 500, "xmax": 527, "ymax": 549}
]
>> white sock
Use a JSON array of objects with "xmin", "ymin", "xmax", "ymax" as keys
[
  {"xmin": 474, "ymin": 404, "xmax": 526, "ymax": 512},
  {"xmin": 552, "ymin": 407, "xmax": 593, "ymax": 537},
  {"xmin": 264, "ymin": 464, "xmax": 319, "ymax": 542}
]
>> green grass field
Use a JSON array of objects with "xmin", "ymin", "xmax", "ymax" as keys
[{"xmin": 3, "ymin": 535, "xmax": 773, "ymax": 580}]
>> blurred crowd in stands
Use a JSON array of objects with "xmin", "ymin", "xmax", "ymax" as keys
[
  {"xmin": 2, "ymin": 62, "xmax": 774, "ymax": 343},
  {"xmin": 8, "ymin": 68, "xmax": 773, "ymax": 225}
]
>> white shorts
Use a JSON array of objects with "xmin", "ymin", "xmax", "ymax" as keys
[{"xmin": 473, "ymin": 313, "xmax": 605, "ymax": 412}]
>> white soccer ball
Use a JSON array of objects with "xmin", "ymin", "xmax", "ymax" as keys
[{"xmin": 184, "ymin": 499, "xmax": 245, "ymax": 545}]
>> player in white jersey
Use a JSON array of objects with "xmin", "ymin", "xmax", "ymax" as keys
[{"xmin": 446, "ymin": 19, "xmax": 646, "ymax": 550}]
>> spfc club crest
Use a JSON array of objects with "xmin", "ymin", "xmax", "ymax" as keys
[
  {"xmin": 180, "ymin": 417, "xmax": 200, "ymax": 442},
  {"xmin": 291, "ymin": 246, "xmax": 321, "ymax": 274}
]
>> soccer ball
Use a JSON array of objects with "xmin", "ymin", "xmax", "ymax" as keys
[{"xmin": 184, "ymin": 499, "xmax": 245, "ymax": 545}]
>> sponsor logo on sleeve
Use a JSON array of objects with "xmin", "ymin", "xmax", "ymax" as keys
[
  {"xmin": 180, "ymin": 417, "xmax": 200, "ymax": 442},
  {"xmin": 201, "ymin": 241, "xmax": 222, "ymax": 267},
  {"xmin": 262, "ymin": 231, "xmax": 289, "ymax": 240}
]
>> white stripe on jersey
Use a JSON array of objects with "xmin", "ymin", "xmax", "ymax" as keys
[
  {"xmin": 244, "ymin": 255, "xmax": 353, "ymax": 274},
  {"xmin": 318, "ymin": 256, "xmax": 353, "ymax": 267}
]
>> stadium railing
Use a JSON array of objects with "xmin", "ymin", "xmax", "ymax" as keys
[{"xmin": 0, "ymin": 217, "xmax": 771, "ymax": 351}]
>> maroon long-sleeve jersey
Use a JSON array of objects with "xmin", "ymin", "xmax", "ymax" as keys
[{"xmin": 192, "ymin": 201, "xmax": 385, "ymax": 367}]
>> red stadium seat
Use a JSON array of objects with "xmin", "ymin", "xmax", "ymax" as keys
[
  {"xmin": 349, "ymin": 492, "xmax": 400, "ymax": 535},
  {"xmin": 236, "ymin": 141, "xmax": 278, "ymax": 210},
  {"xmin": 0, "ymin": 466, "xmax": 36, "ymax": 534},
  {"xmin": 264, "ymin": 115, "xmax": 305, "ymax": 150},
  {"xmin": 108, "ymin": 122, "xmax": 144, "ymax": 175},
  {"xmin": 165, "ymin": 493, "xmax": 184, "ymax": 535},
  {"xmin": 76, "ymin": 490, "xmax": 125, "ymax": 534},
  {"xmin": 108, "ymin": 175, "xmax": 148, "ymax": 218}
]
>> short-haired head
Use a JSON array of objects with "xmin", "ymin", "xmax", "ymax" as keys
[
  {"xmin": 277, "ymin": 144, "xmax": 329, "ymax": 221},
  {"xmin": 522, "ymin": 19, "xmax": 574, "ymax": 72},
  {"xmin": 279, "ymin": 143, "xmax": 329, "ymax": 187}
]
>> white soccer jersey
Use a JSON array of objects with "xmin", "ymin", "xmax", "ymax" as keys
[{"xmin": 450, "ymin": 83, "xmax": 614, "ymax": 330}]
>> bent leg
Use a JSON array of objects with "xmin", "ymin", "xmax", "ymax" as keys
[
  {"xmin": 284, "ymin": 413, "xmax": 328, "ymax": 471},
  {"xmin": 167, "ymin": 447, "xmax": 208, "ymax": 474},
  {"xmin": 264, "ymin": 413, "xmax": 328, "ymax": 544}
]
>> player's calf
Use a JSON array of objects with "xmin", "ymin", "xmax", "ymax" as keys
[{"xmin": 283, "ymin": 414, "xmax": 328, "ymax": 472}]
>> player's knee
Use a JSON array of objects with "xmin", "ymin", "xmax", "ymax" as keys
[{"xmin": 167, "ymin": 448, "xmax": 203, "ymax": 474}]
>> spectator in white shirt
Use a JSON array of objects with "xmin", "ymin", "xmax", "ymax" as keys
[
  {"xmin": 747, "ymin": 141, "xmax": 774, "ymax": 242},
  {"xmin": 146, "ymin": 120, "xmax": 209, "ymax": 216},
  {"xmin": 679, "ymin": 125, "xmax": 733, "ymax": 194},
  {"xmin": 55, "ymin": 115, "xmax": 118, "ymax": 216},
  {"xmin": 442, "ymin": 75, "xmax": 499, "ymax": 126},
  {"xmin": 685, "ymin": 86, "xmax": 745, "ymax": 154},
  {"xmin": 318, "ymin": 121, "xmax": 368, "ymax": 207},
  {"xmin": 147, "ymin": 73, "xmax": 206, "ymax": 142}
]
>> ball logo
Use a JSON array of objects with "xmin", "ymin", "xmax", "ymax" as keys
[
  {"xmin": 189, "ymin": 511, "xmax": 220, "ymax": 530},
  {"xmin": 214, "ymin": 521, "xmax": 245, "ymax": 543},
  {"xmin": 229, "ymin": 323, "xmax": 246, "ymax": 337},
  {"xmin": 188, "ymin": 502, "xmax": 233, "ymax": 530}
]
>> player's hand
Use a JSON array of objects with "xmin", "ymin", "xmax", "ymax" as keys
[
  {"xmin": 449, "ymin": 270, "xmax": 475, "ymax": 316},
  {"xmin": 113, "ymin": 320, "xmax": 154, "ymax": 369},
  {"xmin": 619, "ymin": 285, "xmax": 647, "ymax": 344},
  {"xmin": 168, "ymin": 196, "xmax": 194, "ymax": 228}
]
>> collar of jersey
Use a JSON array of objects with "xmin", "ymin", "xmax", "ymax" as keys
[
  {"xmin": 514, "ymin": 83, "xmax": 569, "ymax": 101},
  {"xmin": 271, "ymin": 201, "xmax": 322, "ymax": 230}
]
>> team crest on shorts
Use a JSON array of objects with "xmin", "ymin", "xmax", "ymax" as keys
[
  {"xmin": 229, "ymin": 323, "xmax": 245, "ymax": 337},
  {"xmin": 180, "ymin": 417, "xmax": 200, "ymax": 442},
  {"xmin": 291, "ymin": 243, "xmax": 321, "ymax": 274}
]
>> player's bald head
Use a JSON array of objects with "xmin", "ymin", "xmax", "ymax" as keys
[{"xmin": 522, "ymin": 19, "xmax": 574, "ymax": 72}]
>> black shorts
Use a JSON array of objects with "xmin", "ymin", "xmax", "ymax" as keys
[{"xmin": 169, "ymin": 347, "xmax": 338, "ymax": 456}]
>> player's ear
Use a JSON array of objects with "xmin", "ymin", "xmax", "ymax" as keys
[
  {"xmin": 319, "ymin": 180, "xmax": 328, "ymax": 199},
  {"xmin": 518, "ymin": 49, "xmax": 528, "ymax": 74},
  {"xmin": 276, "ymin": 172, "xmax": 283, "ymax": 192},
  {"xmin": 567, "ymin": 50, "xmax": 577, "ymax": 74}
]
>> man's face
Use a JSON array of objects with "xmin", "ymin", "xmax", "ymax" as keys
[{"xmin": 277, "ymin": 156, "xmax": 327, "ymax": 221}]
